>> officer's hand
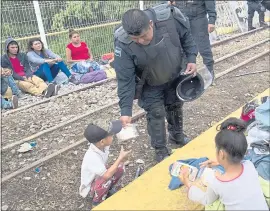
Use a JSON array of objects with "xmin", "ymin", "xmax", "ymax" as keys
[
  {"xmin": 208, "ymin": 24, "xmax": 215, "ymax": 33},
  {"xmin": 184, "ymin": 63, "xmax": 197, "ymax": 76},
  {"xmin": 120, "ymin": 116, "xmax": 132, "ymax": 128}
]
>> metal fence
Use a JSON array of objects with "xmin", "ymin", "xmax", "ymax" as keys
[{"xmin": 1, "ymin": 1, "xmax": 268, "ymax": 60}]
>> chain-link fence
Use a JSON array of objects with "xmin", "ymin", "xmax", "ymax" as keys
[{"xmin": 1, "ymin": 1, "xmax": 268, "ymax": 60}]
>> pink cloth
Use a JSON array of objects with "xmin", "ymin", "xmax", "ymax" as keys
[{"xmin": 90, "ymin": 165, "xmax": 124, "ymax": 205}]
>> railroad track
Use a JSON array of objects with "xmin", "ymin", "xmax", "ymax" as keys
[
  {"xmin": 2, "ymin": 27, "xmax": 268, "ymax": 117},
  {"xmin": 1, "ymin": 30, "xmax": 269, "ymax": 183},
  {"xmin": 2, "ymin": 42, "xmax": 269, "ymax": 155},
  {"xmin": 1, "ymin": 27, "xmax": 270, "ymax": 210},
  {"xmin": 2, "ymin": 29, "xmax": 269, "ymax": 148},
  {"xmin": 1, "ymin": 55, "xmax": 269, "ymax": 210}
]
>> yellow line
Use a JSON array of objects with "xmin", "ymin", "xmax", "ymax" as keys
[{"xmin": 93, "ymin": 88, "xmax": 270, "ymax": 210}]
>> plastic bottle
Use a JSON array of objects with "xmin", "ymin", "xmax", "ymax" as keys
[{"xmin": 197, "ymin": 65, "xmax": 213, "ymax": 90}]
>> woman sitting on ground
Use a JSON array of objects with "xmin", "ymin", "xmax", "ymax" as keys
[
  {"xmin": 1, "ymin": 38, "xmax": 57, "ymax": 98},
  {"xmin": 66, "ymin": 29, "xmax": 106, "ymax": 83},
  {"xmin": 27, "ymin": 38, "xmax": 79, "ymax": 85}
]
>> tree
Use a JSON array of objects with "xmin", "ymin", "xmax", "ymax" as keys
[{"xmin": 51, "ymin": 1, "xmax": 139, "ymax": 31}]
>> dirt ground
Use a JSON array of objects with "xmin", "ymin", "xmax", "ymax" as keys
[{"xmin": 1, "ymin": 55, "xmax": 269, "ymax": 210}]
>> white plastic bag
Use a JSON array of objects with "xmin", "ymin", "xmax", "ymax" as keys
[
  {"xmin": 116, "ymin": 124, "xmax": 139, "ymax": 142},
  {"xmin": 17, "ymin": 143, "xmax": 33, "ymax": 153}
]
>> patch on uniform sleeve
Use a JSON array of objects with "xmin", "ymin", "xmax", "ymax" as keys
[{"xmin": 114, "ymin": 46, "xmax": 122, "ymax": 57}]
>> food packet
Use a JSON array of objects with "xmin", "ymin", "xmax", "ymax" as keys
[
  {"xmin": 170, "ymin": 162, "xmax": 198, "ymax": 182},
  {"xmin": 116, "ymin": 124, "xmax": 139, "ymax": 142}
]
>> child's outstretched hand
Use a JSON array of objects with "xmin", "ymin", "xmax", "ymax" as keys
[
  {"xmin": 118, "ymin": 146, "xmax": 131, "ymax": 162},
  {"xmin": 200, "ymin": 160, "xmax": 219, "ymax": 168}
]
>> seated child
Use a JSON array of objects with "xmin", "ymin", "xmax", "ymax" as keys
[
  {"xmin": 1, "ymin": 95, "xmax": 18, "ymax": 109},
  {"xmin": 1, "ymin": 67, "xmax": 23, "ymax": 99},
  {"xmin": 79, "ymin": 120, "xmax": 131, "ymax": 207},
  {"xmin": 179, "ymin": 117, "xmax": 268, "ymax": 210}
]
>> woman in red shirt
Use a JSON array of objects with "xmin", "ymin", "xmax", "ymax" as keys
[
  {"xmin": 66, "ymin": 29, "xmax": 107, "ymax": 84},
  {"xmin": 66, "ymin": 29, "xmax": 95, "ymax": 74}
]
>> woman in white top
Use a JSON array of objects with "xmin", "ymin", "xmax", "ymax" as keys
[{"xmin": 180, "ymin": 117, "xmax": 268, "ymax": 210}]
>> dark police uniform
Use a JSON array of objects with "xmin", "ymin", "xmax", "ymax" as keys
[
  {"xmin": 174, "ymin": 0, "xmax": 216, "ymax": 76},
  {"xmin": 247, "ymin": 0, "xmax": 267, "ymax": 30},
  {"xmin": 113, "ymin": 4, "xmax": 198, "ymax": 160}
]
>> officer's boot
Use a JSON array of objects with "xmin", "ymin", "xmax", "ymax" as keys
[
  {"xmin": 166, "ymin": 103, "xmax": 191, "ymax": 147},
  {"xmin": 147, "ymin": 107, "xmax": 171, "ymax": 163},
  {"xmin": 259, "ymin": 12, "xmax": 268, "ymax": 27},
  {"xmin": 248, "ymin": 17, "xmax": 256, "ymax": 31}
]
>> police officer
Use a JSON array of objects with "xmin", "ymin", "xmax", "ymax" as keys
[
  {"xmin": 247, "ymin": 0, "xmax": 268, "ymax": 31},
  {"xmin": 169, "ymin": 0, "xmax": 216, "ymax": 79},
  {"xmin": 113, "ymin": 4, "xmax": 198, "ymax": 162}
]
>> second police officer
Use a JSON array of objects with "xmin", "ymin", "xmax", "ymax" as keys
[{"xmin": 169, "ymin": 0, "xmax": 216, "ymax": 79}]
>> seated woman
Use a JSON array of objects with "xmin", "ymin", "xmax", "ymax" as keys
[
  {"xmin": 1, "ymin": 67, "xmax": 23, "ymax": 99},
  {"xmin": 27, "ymin": 38, "xmax": 79, "ymax": 85},
  {"xmin": 1, "ymin": 95, "xmax": 18, "ymax": 109},
  {"xmin": 1, "ymin": 38, "xmax": 57, "ymax": 98},
  {"xmin": 66, "ymin": 29, "xmax": 106, "ymax": 83}
]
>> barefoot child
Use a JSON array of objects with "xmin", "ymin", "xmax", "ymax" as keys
[
  {"xmin": 79, "ymin": 120, "xmax": 131, "ymax": 207},
  {"xmin": 179, "ymin": 117, "xmax": 268, "ymax": 210}
]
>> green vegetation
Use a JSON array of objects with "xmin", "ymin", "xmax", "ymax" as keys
[
  {"xmin": 47, "ymin": 23, "xmax": 119, "ymax": 60},
  {"xmin": 1, "ymin": 0, "xmax": 162, "ymax": 58}
]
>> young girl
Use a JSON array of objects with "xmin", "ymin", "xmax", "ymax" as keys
[
  {"xmin": 27, "ymin": 38, "xmax": 79, "ymax": 85},
  {"xmin": 180, "ymin": 117, "xmax": 268, "ymax": 210}
]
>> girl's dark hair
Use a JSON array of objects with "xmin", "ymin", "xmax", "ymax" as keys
[
  {"xmin": 69, "ymin": 29, "xmax": 79, "ymax": 39},
  {"xmin": 27, "ymin": 38, "xmax": 48, "ymax": 58},
  {"xmin": 215, "ymin": 117, "xmax": 247, "ymax": 164}
]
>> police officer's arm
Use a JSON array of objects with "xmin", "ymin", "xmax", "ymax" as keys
[
  {"xmin": 205, "ymin": 0, "xmax": 217, "ymax": 25},
  {"xmin": 174, "ymin": 19, "xmax": 198, "ymax": 64},
  {"xmin": 114, "ymin": 44, "xmax": 136, "ymax": 117}
]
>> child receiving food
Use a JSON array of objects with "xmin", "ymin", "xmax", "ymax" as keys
[{"xmin": 179, "ymin": 117, "xmax": 268, "ymax": 210}]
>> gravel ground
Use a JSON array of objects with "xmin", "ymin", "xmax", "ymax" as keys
[
  {"xmin": 2, "ymin": 29, "xmax": 269, "ymax": 146},
  {"xmin": 1, "ymin": 80, "xmax": 117, "ymax": 144},
  {"xmin": 197, "ymin": 29, "xmax": 269, "ymax": 67},
  {"xmin": 1, "ymin": 103, "xmax": 142, "ymax": 177},
  {"xmin": 214, "ymin": 42, "xmax": 269, "ymax": 74},
  {"xmin": 1, "ymin": 55, "xmax": 269, "ymax": 211}
]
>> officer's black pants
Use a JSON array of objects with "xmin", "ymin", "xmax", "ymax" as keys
[
  {"xmin": 248, "ymin": 2, "xmax": 265, "ymax": 27},
  {"xmin": 138, "ymin": 81, "xmax": 183, "ymax": 150},
  {"xmin": 189, "ymin": 16, "xmax": 214, "ymax": 74}
]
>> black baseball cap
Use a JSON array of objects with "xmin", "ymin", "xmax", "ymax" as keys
[{"xmin": 84, "ymin": 120, "xmax": 122, "ymax": 143}]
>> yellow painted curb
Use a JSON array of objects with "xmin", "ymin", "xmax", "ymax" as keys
[{"xmin": 93, "ymin": 88, "xmax": 270, "ymax": 211}]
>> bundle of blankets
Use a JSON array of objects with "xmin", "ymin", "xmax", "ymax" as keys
[
  {"xmin": 54, "ymin": 53, "xmax": 116, "ymax": 85},
  {"xmin": 243, "ymin": 96, "xmax": 270, "ymax": 182}
]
